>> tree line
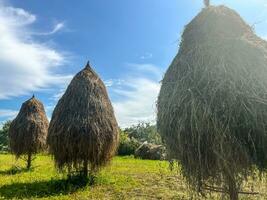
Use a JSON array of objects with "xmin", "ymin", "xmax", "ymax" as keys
[{"xmin": 0, "ymin": 121, "xmax": 163, "ymax": 155}]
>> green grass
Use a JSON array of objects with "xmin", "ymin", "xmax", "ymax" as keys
[{"xmin": 0, "ymin": 154, "xmax": 266, "ymax": 199}]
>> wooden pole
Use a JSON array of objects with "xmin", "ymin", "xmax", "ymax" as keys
[
  {"xmin": 83, "ymin": 159, "xmax": 88, "ymax": 177},
  {"xmin": 26, "ymin": 152, "xmax": 32, "ymax": 170},
  {"xmin": 204, "ymin": 0, "xmax": 210, "ymax": 7}
]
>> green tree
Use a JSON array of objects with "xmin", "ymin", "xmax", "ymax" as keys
[
  {"xmin": 0, "ymin": 120, "xmax": 11, "ymax": 152},
  {"xmin": 124, "ymin": 122, "xmax": 162, "ymax": 145}
]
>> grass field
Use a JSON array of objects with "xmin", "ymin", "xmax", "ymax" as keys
[{"xmin": 0, "ymin": 154, "xmax": 266, "ymax": 200}]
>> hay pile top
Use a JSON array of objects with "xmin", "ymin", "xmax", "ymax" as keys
[{"xmin": 181, "ymin": 6, "xmax": 267, "ymax": 54}]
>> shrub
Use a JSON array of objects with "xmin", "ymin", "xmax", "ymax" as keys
[{"xmin": 117, "ymin": 131, "xmax": 140, "ymax": 156}]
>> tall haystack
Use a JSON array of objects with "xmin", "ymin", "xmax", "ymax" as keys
[
  {"xmin": 157, "ymin": 5, "xmax": 267, "ymax": 200},
  {"xmin": 9, "ymin": 95, "xmax": 49, "ymax": 169},
  {"xmin": 47, "ymin": 62, "xmax": 119, "ymax": 176}
]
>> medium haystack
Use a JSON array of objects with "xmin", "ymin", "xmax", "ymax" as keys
[
  {"xmin": 157, "ymin": 5, "xmax": 267, "ymax": 200},
  {"xmin": 47, "ymin": 62, "xmax": 119, "ymax": 176},
  {"xmin": 9, "ymin": 95, "xmax": 49, "ymax": 169}
]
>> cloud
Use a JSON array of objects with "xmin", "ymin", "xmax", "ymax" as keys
[
  {"xmin": 140, "ymin": 52, "xmax": 153, "ymax": 60},
  {"xmin": 127, "ymin": 63, "xmax": 163, "ymax": 79},
  {"xmin": 51, "ymin": 87, "xmax": 67, "ymax": 102},
  {"xmin": 0, "ymin": 3, "xmax": 70, "ymax": 99},
  {"xmin": 33, "ymin": 22, "xmax": 65, "ymax": 36},
  {"xmin": 50, "ymin": 23, "xmax": 65, "ymax": 34},
  {"xmin": 104, "ymin": 79, "xmax": 125, "ymax": 88},
  {"xmin": 0, "ymin": 6, "xmax": 36, "ymax": 26},
  {"xmin": 113, "ymin": 78, "xmax": 160, "ymax": 128},
  {"xmin": 0, "ymin": 109, "xmax": 18, "ymax": 119},
  {"xmin": 110, "ymin": 63, "xmax": 162, "ymax": 128}
]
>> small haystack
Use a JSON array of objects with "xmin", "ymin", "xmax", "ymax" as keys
[
  {"xmin": 9, "ymin": 95, "xmax": 49, "ymax": 169},
  {"xmin": 47, "ymin": 62, "xmax": 119, "ymax": 176},
  {"xmin": 157, "ymin": 5, "xmax": 267, "ymax": 200},
  {"xmin": 134, "ymin": 142, "xmax": 166, "ymax": 160}
]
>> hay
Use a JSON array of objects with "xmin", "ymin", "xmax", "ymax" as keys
[
  {"xmin": 134, "ymin": 142, "xmax": 166, "ymax": 160},
  {"xmin": 47, "ymin": 62, "xmax": 119, "ymax": 176},
  {"xmin": 157, "ymin": 5, "xmax": 267, "ymax": 199},
  {"xmin": 9, "ymin": 95, "xmax": 49, "ymax": 169}
]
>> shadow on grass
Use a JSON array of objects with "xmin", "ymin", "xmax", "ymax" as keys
[
  {"xmin": 0, "ymin": 175, "xmax": 93, "ymax": 199},
  {"xmin": 0, "ymin": 166, "xmax": 33, "ymax": 175}
]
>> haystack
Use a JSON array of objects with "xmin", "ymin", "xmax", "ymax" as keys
[
  {"xmin": 47, "ymin": 62, "xmax": 119, "ymax": 176},
  {"xmin": 9, "ymin": 95, "xmax": 49, "ymax": 169},
  {"xmin": 157, "ymin": 5, "xmax": 267, "ymax": 200},
  {"xmin": 134, "ymin": 142, "xmax": 166, "ymax": 160}
]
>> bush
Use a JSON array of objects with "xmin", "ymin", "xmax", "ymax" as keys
[{"xmin": 117, "ymin": 131, "xmax": 140, "ymax": 156}]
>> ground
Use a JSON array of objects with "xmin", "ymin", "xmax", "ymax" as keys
[{"xmin": 0, "ymin": 154, "xmax": 265, "ymax": 200}]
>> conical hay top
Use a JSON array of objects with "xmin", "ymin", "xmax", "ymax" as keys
[
  {"xmin": 9, "ymin": 96, "xmax": 49, "ymax": 157},
  {"xmin": 180, "ymin": 6, "xmax": 267, "ymax": 54},
  {"xmin": 48, "ymin": 62, "xmax": 119, "ymax": 170},
  {"xmin": 157, "ymin": 5, "xmax": 267, "ymax": 190}
]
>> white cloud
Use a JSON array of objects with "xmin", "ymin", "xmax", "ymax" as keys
[
  {"xmin": 110, "ymin": 63, "xmax": 162, "ymax": 128},
  {"xmin": 0, "ymin": 109, "xmax": 18, "ymax": 118},
  {"xmin": 104, "ymin": 79, "xmax": 114, "ymax": 87},
  {"xmin": 127, "ymin": 63, "xmax": 163, "ymax": 79},
  {"xmin": 50, "ymin": 23, "xmax": 65, "ymax": 34},
  {"xmin": 0, "ymin": 3, "xmax": 70, "ymax": 99},
  {"xmin": 104, "ymin": 79, "xmax": 125, "ymax": 88},
  {"xmin": 113, "ymin": 78, "xmax": 160, "ymax": 128},
  {"xmin": 0, "ymin": 6, "xmax": 36, "ymax": 26},
  {"xmin": 33, "ymin": 22, "xmax": 65, "ymax": 36},
  {"xmin": 140, "ymin": 52, "xmax": 153, "ymax": 60},
  {"xmin": 51, "ymin": 88, "xmax": 67, "ymax": 102}
]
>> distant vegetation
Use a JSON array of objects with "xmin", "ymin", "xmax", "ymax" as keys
[
  {"xmin": 0, "ymin": 121, "xmax": 163, "ymax": 157},
  {"xmin": 117, "ymin": 122, "xmax": 163, "ymax": 156},
  {"xmin": 124, "ymin": 122, "xmax": 162, "ymax": 145},
  {"xmin": 0, "ymin": 121, "xmax": 11, "ymax": 152}
]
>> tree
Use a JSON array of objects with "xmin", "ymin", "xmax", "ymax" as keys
[
  {"xmin": 0, "ymin": 121, "xmax": 11, "ymax": 152},
  {"xmin": 124, "ymin": 122, "xmax": 162, "ymax": 145}
]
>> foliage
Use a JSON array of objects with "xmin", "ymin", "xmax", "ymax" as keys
[
  {"xmin": 124, "ymin": 122, "xmax": 162, "ymax": 145},
  {"xmin": 0, "ymin": 121, "xmax": 11, "ymax": 152},
  {"xmin": 117, "ymin": 131, "xmax": 140, "ymax": 156}
]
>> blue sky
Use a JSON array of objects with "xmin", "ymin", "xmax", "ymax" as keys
[{"xmin": 0, "ymin": 0, "xmax": 267, "ymax": 128}]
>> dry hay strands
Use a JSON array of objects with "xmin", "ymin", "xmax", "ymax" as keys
[
  {"xmin": 157, "ymin": 5, "xmax": 267, "ymax": 200},
  {"xmin": 9, "ymin": 95, "xmax": 49, "ymax": 169},
  {"xmin": 47, "ymin": 62, "xmax": 119, "ymax": 177}
]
